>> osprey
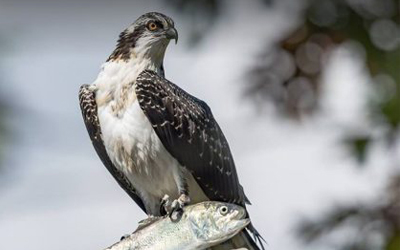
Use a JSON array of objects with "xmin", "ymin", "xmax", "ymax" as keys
[{"xmin": 79, "ymin": 12, "xmax": 264, "ymax": 249}]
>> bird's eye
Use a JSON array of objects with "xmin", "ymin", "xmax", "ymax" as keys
[
  {"xmin": 147, "ymin": 22, "xmax": 158, "ymax": 31},
  {"xmin": 219, "ymin": 206, "xmax": 229, "ymax": 215}
]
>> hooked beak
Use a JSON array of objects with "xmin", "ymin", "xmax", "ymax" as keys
[{"xmin": 166, "ymin": 27, "xmax": 178, "ymax": 44}]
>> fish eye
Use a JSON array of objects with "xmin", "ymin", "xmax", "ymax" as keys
[
  {"xmin": 219, "ymin": 206, "xmax": 229, "ymax": 215},
  {"xmin": 147, "ymin": 22, "xmax": 158, "ymax": 31}
]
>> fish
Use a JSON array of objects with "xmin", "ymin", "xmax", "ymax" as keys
[{"xmin": 105, "ymin": 201, "xmax": 250, "ymax": 250}]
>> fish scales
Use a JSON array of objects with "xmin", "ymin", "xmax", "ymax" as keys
[{"xmin": 105, "ymin": 201, "xmax": 250, "ymax": 250}]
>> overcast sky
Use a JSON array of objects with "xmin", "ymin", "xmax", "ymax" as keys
[{"xmin": 0, "ymin": 0, "xmax": 393, "ymax": 249}]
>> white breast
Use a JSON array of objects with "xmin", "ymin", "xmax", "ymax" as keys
[{"xmin": 93, "ymin": 60, "xmax": 182, "ymax": 214}]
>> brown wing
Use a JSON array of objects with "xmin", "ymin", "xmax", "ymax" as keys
[{"xmin": 135, "ymin": 70, "xmax": 250, "ymax": 206}]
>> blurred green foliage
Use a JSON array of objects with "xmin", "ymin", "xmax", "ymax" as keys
[
  {"xmin": 166, "ymin": 0, "xmax": 271, "ymax": 44},
  {"xmin": 297, "ymin": 174, "xmax": 400, "ymax": 250},
  {"xmin": 345, "ymin": 135, "xmax": 370, "ymax": 163},
  {"xmin": 169, "ymin": 0, "xmax": 399, "ymax": 249},
  {"xmin": 248, "ymin": 0, "xmax": 400, "ymax": 125},
  {"xmin": 386, "ymin": 233, "xmax": 400, "ymax": 250},
  {"xmin": 166, "ymin": 0, "xmax": 220, "ymax": 44},
  {"xmin": 283, "ymin": 0, "xmax": 400, "ymax": 159},
  {"xmin": 275, "ymin": 0, "xmax": 400, "ymax": 249}
]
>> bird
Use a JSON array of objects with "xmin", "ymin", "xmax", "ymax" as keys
[{"xmin": 79, "ymin": 12, "xmax": 264, "ymax": 249}]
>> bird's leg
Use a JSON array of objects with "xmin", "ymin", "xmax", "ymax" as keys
[
  {"xmin": 169, "ymin": 192, "xmax": 191, "ymax": 222},
  {"xmin": 167, "ymin": 172, "xmax": 191, "ymax": 221}
]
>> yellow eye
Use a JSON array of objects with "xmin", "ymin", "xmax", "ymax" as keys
[{"xmin": 148, "ymin": 22, "xmax": 157, "ymax": 31}]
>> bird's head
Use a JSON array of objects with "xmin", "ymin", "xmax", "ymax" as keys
[{"xmin": 108, "ymin": 12, "xmax": 177, "ymax": 66}]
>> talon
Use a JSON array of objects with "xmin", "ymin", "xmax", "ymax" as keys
[
  {"xmin": 168, "ymin": 194, "xmax": 190, "ymax": 222},
  {"xmin": 179, "ymin": 193, "xmax": 191, "ymax": 205},
  {"xmin": 169, "ymin": 207, "xmax": 183, "ymax": 222},
  {"xmin": 160, "ymin": 194, "xmax": 171, "ymax": 216}
]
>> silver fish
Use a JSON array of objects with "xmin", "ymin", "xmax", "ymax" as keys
[{"xmin": 105, "ymin": 201, "xmax": 250, "ymax": 250}]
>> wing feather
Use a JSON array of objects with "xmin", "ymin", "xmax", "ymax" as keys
[
  {"xmin": 135, "ymin": 70, "xmax": 248, "ymax": 206},
  {"xmin": 79, "ymin": 85, "xmax": 146, "ymax": 212}
]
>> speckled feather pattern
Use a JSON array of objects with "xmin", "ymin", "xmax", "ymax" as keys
[
  {"xmin": 79, "ymin": 11, "xmax": 264, "ymax": 250},
  {"xmin": 92, "ymin": 59, "xmax": 188, "ymax": 215},
  {"xmin": 135, "ymin": 70, "xmax": 247, "ymax": 206},
  {"xmin": 79, "ymin": 85, "xmax": 146, "ymax": 211}
]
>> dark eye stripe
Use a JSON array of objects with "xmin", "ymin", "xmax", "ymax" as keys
[{"xmin": 155, "ymin": 20, "xmax": 164, "ymax": 29}]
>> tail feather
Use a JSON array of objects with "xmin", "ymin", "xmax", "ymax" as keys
[
  {"xmin": 208, "ymin": 223, "xmax": 265, "ymax": 250},
  {"xmin": 247, "ymin": 223, "xmax": 266, "ymax": 250}
]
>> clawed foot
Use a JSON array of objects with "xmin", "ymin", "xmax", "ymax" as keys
[
  {"xmin": 160, "ymin": 194, "xmax": 191, "ymax": 222},
  {"xmin": 160, "ymin": 194, "xmax": 171, "ymax": 215},
  {"xmin": 170, "ymin": 194, "xmax": 190, "ymax": 222}
]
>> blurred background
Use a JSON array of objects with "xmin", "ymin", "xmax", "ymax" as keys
[{"xmin": 0, "ymin": 0, "xmax": 399, "ymax": 249}]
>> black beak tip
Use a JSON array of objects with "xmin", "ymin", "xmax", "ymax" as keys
[{"xmin": 166, "ymin": 28, "xmax": 178, "ymax": 44}]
